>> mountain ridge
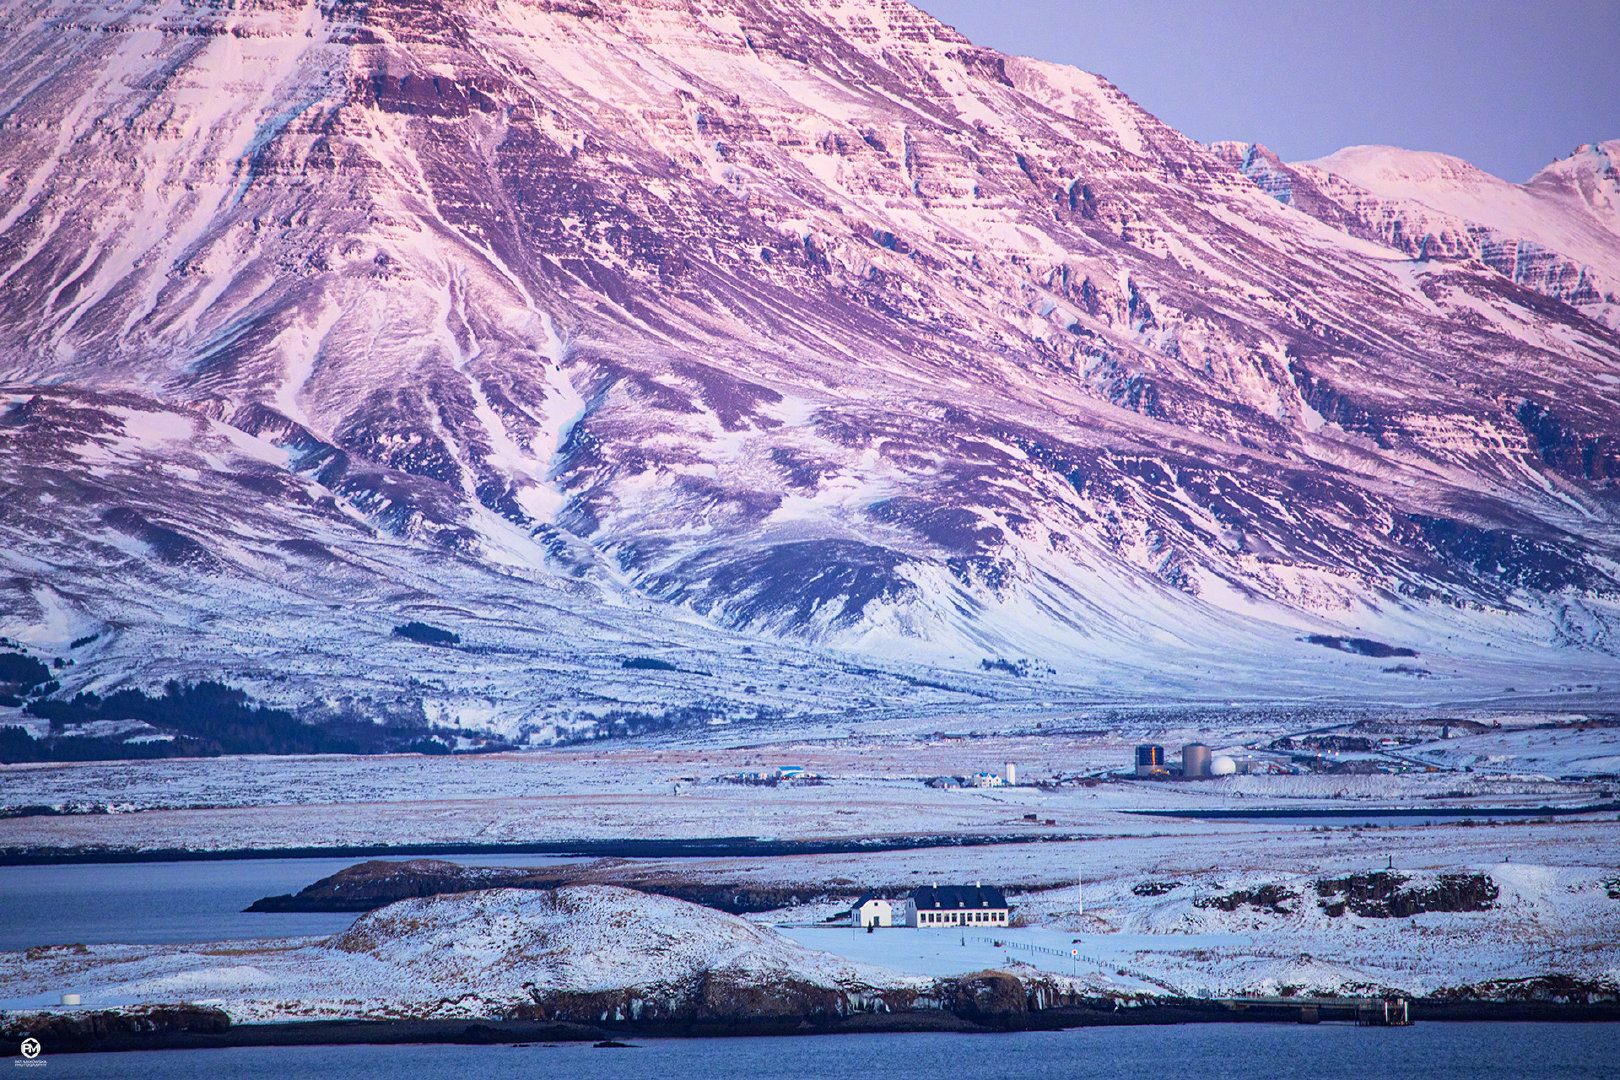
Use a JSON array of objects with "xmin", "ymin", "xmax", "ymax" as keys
[{"xmin": 1, "ymin": 0, "xmax": 1616, "ymax": 741}]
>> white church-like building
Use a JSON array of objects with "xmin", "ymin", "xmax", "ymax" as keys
[{"xmin": 851, "ymin": 884, "xmax": 1010, "ymax": 928}]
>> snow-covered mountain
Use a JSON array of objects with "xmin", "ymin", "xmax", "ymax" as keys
[
  {"xmin": 1, "ymin": 0, "xmax": 1617, "ymax": 738},
  {"xmin": 1214, "ymin": 140, "xmax": 1620, "ymax": 331}
]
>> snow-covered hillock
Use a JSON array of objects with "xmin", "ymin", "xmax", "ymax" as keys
[
  {"xmin": 1008, "ymin": 862, "xmax": 1620, "ymax": 1000},
  {"xmin": 0, "ymin": 886, "xmax": 922, "ymax": 1025},
  {"xmin": 329, "ymin": 885, "xmax": 914, "ymax": 1007}
]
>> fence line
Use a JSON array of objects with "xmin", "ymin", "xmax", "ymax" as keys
[{"xmin": 965, "ymin": 935, "xmax": 1073, "ymax": 960}]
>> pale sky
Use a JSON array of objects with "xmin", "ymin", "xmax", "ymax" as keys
[{"xmin": 913, "ymin": 0, "xmax": 1619, "ymax": 182}]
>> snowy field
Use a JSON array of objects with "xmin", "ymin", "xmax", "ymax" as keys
[
  {"xmin": 775, "ymin": 850, "xmax": 1620, "ymax": 999},
  {"xmin": 2, "ymin": 717, "xmax": 1614, "ymax": 854},
  {"xmin": 1, "ymin": 716, "xmax": 1614, "ymax": 1020},
  {"xmin": 2, "ymin": 835, "xmax": 1615, "ymax": 1025}
]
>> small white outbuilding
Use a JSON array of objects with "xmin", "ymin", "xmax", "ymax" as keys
[{"xmin": 851, "ymin": 894, "xmax": 912, "ymax": 927}]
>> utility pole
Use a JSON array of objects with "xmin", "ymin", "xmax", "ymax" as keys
[{"xmin": 1077, "ymin": 867, "xmax": 1083, "ymax": 918}]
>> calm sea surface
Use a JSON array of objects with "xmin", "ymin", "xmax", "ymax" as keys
[
  {"xmin": 0, "ymin": 856, "xmax": 579, "ymax": 951},
  {"xmin": 30, "ymin": 1024, "xmax": 1620, "ymax": 1080}
]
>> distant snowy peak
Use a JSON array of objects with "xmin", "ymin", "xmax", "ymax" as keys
[
  {"xmin": 1305, "ymin": 144, "xmax": 1505, "ymax": 189},
  {"xmin": 1528, "ymin": 141, "xmax": 1620, "ymax": 225},
  {"xmin": 1244, "ymin": 142, "xmax": 1620, "ymax": 328},
  {"xmin": 1530, "ymin": 140, "xmax": 1620, "ymax": 185}
]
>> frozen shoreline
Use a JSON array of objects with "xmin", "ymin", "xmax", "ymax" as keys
[{"xmin": 7, "ymin": 996, "xmax": 1620, "ymax": 1058}]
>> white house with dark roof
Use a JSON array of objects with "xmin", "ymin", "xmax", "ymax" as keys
[
  {"xmin": 909, "ymin": 883, "xmax": 1009, "ymax": 927},
  {"xmin": 851, "ymin": 893, "xmax": 911, "ymax": 927}
]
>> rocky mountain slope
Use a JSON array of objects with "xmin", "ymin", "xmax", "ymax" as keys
[
  {"xmin": 1, "ymin": 0, "xmax": 1617, "ymax": 739},
  {"xmin": 1213, "ymin": 140, "xmax": 1620, "ymax": 333}
]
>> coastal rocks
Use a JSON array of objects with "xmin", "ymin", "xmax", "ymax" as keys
[
  {"xmin": 936, "ymin": 971, "xmax": 1031, "ymax": 1023},
  {"xmin": 0, "ymin": 1005, "xmax": 231, "ymax": 1052},
  {"xmin": 1432, "ymin": 974, "xmax": 1619, "ymax": 1005},
  {"xmin": 518, "ymin": 970, "xmax": 922, "ymax": 1030},
  {"xmin": 248, "ymin": 859, "xmax": 837, "ymax": 915}
]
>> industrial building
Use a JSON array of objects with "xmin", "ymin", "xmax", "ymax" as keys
[{"xmin": 1133, "ymin": 742, "xmax": 1281, "ymax": 778}]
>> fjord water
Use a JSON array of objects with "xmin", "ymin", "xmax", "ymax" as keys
[
  {"xmin": 0, "ymin": 856, "xmax": 579, "ymax": 952},
  {"xmin": 38, "ymin": 1025, "xmax": 1619, "ymax": 1080}
]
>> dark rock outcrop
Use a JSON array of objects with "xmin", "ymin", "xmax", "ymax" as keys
[
  {"xmin": 1, "ymin": 1006, "xmax": 230, "ymax": 1052},
  {"xmin": 247, "ymin": 858, "xmax": 836, "ymax": 915},
  {"xmin": 1314, "ymin": 872, "xmax": 1498, "ymax": 918}
]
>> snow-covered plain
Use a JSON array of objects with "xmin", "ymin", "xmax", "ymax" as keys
[
  {"xmin": 2, "ymin": 819, "xmax": 1615, "ymax": 1022},
  {"xmin": 774, "ymin": 843, "xmax": 1620, "ymax": 999},
  {"xmin": 3, "ymin": 717, "xmax": 1614, "ymax": 852},
  {"xmin": 1, "ymin": 719, "xmax": 1615, "ymax": 1021}
]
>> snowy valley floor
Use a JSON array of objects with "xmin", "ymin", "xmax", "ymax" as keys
[{"xmin": 2, "ymin": 711, "xmax": 1618, "ymax": 1037}]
